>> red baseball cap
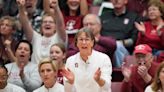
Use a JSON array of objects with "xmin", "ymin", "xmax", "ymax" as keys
[{"xmin": 134, "ymin": 44, "xmax": 152, "ymax": 54}]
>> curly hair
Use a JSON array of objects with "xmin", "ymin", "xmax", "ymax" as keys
[{"xmin": 148, "ymin": 0, "xmax": 164, "ymax": 17}]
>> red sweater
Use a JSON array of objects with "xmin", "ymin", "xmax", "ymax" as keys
[
  {"xmin": 63, "ymin": 13, "xmax": 83, "ymax": 43},
  {"xmin": 136, "ymin": 21, "xmax": 164, "ymax": 50},
  {"xmin": 121, "ymin": 62, "xmax": 159, "ymax": 92},
  {"xmin": 57, "ymin": 69, "xmax": 64, "ymax": 84}
]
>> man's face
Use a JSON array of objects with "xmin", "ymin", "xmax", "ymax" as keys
[
  {"xmin": 25, "ymin": 0, "xmax": 37, "ymax": 13},
  {"xmin": 0, "ymin": 68, "xmax": 8, "ymax": 89},
  {"xmin": 111, "ymin": 0, "xmax": 127, "ymax": 9},
  {"xmin": 135, "ymin": 53, "xmax": 153, "ymax": 67},
  {"xmin": 83, "ymin": 15, "xmax": 101, "ymax": 36}
]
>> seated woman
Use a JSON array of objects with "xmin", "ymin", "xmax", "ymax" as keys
[
  {"xmin": 0, "ymin": 16, "xmax": 19, "ymax": 64},
  {"xmin": 145, "ymin": 62, "xmax": 164, "ymax": 92},
  {"xmin": 33, "ymin": 58, "xmax": 64, "ymax": 92},
  {"xmin": 135, "ymin": 0, "xmax": 164, "ymax": 56},
  {"xmin": 5, "ymin": 40, "xmax": 42, "ymax": 92}
]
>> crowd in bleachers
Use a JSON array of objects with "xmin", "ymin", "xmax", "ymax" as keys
[{"xmin": 0, "ymin": 0, "xmax": 164, "ymax": 92}]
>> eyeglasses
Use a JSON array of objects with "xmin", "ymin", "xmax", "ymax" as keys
[
  {"xmin": 137, "ymin": 62, "xmax": 146, "ymax": 66},
  {"xmin": 0, "ymin": 23, "xmax": 12, "ymax": 27},
  {"xmin": 136, "ymin": 54, "xmax": 153, "ymax": 65},
  {"xmin": 77, "ymin": 38, "xmax": 92, "ymax": 43},
  {"xmin": 42, "ymin": 21, "xmax": 55, "ymax": 24}
]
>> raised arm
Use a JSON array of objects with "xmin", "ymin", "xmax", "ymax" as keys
[
  {"xmin": 80, "ymin": 0, "xmax": 88, "ymax": 16},
  {"xmin": 17, "ymin": 0, "xmax": 34, "ymax": 42},
  {"xmin": 52, "ymin": 0, "xmax": 67, "ymax": 42},
  {"xmin": 54, "ymin": 2, "xmax": 66, "ymax": 42},
  {"xmin": 43, "ymin": 0, "xmax": 51, "ymax": 14},
  {"xmin": 4, "ymin": 40, "xmax": 17, "ymax": 62}
]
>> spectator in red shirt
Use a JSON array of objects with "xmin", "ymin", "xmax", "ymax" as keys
[
  {"xmin": 62, "ymin": 0, "xmax": 88, "ymax": 44},
  {"xmin": 121, "ymin": 44, "xmax": 159, "ymax": 92},
  {"xmin": 135, "ymin": 0, "xmax": 164, "ymax": 56}
]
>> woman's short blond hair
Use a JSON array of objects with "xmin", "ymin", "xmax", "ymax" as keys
[{"xmin": 38, "ymin": 57, "xmax": 58, "ymax": 73}]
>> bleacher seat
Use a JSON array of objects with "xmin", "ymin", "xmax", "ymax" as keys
[
  {"xmin": 89, "ymin": 5, "xmax": 100, "ymax": 15},
  {"xmin": 112, "ymin": 55, "xmax": 136, "ymax": 82},
  {"xmin": 111, "ymin": 82, "xmax": 122, "ymax": 92},
  {"xmin": 112, "ymin": 67, "xmax": 123, "ymax": 82},
  {"xmin": 124, "ymin": 55, "xmax": 137, "ymax": 66}
]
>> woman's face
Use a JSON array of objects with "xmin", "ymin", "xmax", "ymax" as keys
[
  {"xmin": 159, "ymin": 67, "xmax": 164, "ymax": 84},
  {"xmin": 50, "ymin": 45, "xmax": 65, "ymax": 64},
  {"xmin": 15, "ymin": 42, "xmax": 31, "ymax": 64},
  {"xmin": 148, "ymin": 5, "xmax": 162, "ymax": 20},
  {"xmin": 67, "ymin": 0, "xmax": 80, "ymax": 11},
  {"xmin": 0, "ymin": 19, "xmax": 13, "ymax": 36},
  {"xmin": 41, "ymin": 16, "xmax": 56, "ymax": 37},
  {"xmin": 49, "ymin": 0, "xmax": 57, "ymax": 13},
  {"xmin": 39, "ymin": 63, "xmax": 57, "ymax": 85},
  {"xmin": 111, "ymin": 0, "xmax": 127, "ymax": 9},
  {"xmin": 76, "ymin": 32, "xmax": 94, "ymax": 53}
]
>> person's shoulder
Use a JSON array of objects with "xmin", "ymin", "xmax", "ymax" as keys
[
  {"xmin": 5, "ymin": 62, "xmax": 16, "ymax": 68},
  {"xmin": 26, "ymin": 62, "xmax": 38, "ymax": 70},
  {"xmin": 93, "ymin": 50, "xmax": 110, "ymax": 59},
  {"xmin": 33, "ymin": 86, "xmax": 44, "ymax": 92},
  {"xmin": 126, "ymin": 9, "xmax": 138, "ymax": 15},
  {"xmin": 8, "ymin": 83, "xmax": 26, "ymax": 92},
  {"xmin": 125, "ymin": 10, "xmax": 140, "ymax": 19},
  {"xmin": 145, "ymin": 85, "xmax": 154, "ymax": 92},
  {"xmin": 56, "ymin": 82, "xmax": 64, "ymax": 88},
  {"xmin": 53, "ymin": 82, "xmax": 64, "ymax": 92},
  {"xmin": 28, "ymin": 62, "xmax": 37, "ymax": 66},
  {"xmin": 67, "ymin": 52, "xmax": 79, "ymax": 60},
  {"xmin": 100, "ymin": 10, "xmax": 114, "ymax": 19}
]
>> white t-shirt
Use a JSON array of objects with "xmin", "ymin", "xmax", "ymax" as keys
[
  {"xmin": 33, "ymin": 82, "xmax": 64, "ymax": 92},
  {"xmin": 5, "ymin": 62, "xmax": 42, "ymax": 92},
  {"xmin": 31, "ymin": 31, "xmax": 63, "ymax": 64},
  {"xmin": 145, "ymin": 85, "xmax": 162, "ymax": 92},
  {"xmin": 64, "ymin": 50, "xmax": 112, "ymax": 92},
  {"xmin": 0, "ymin": 83, "xmax": 26, "ymax": 92}
]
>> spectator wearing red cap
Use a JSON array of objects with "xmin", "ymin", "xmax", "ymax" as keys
[{"xmin": 121, "ymin": 44, "xmax": 160, "ymax": 92}]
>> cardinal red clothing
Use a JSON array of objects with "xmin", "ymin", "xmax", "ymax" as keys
[
  {"xmin": 127, "ymin": 0, "xmax": 148, "ymax": 16},
  {"xmin": 136, "ymin": 21, "xmax": 164, "ymax": 50},
  {"xmin": 57, "ymin": 69, "xmax": 64, "ymax": 84},
  {"xmin": 121, "ymin": 62, "xmax": 159, "ymax": 92},
  {"xmin": 87, "ymin": 0, "xmax": 93, "ymax": 6},
  {"xmin": 63, "ymin": 13, "xmax": 83, "ymax": 43}
]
